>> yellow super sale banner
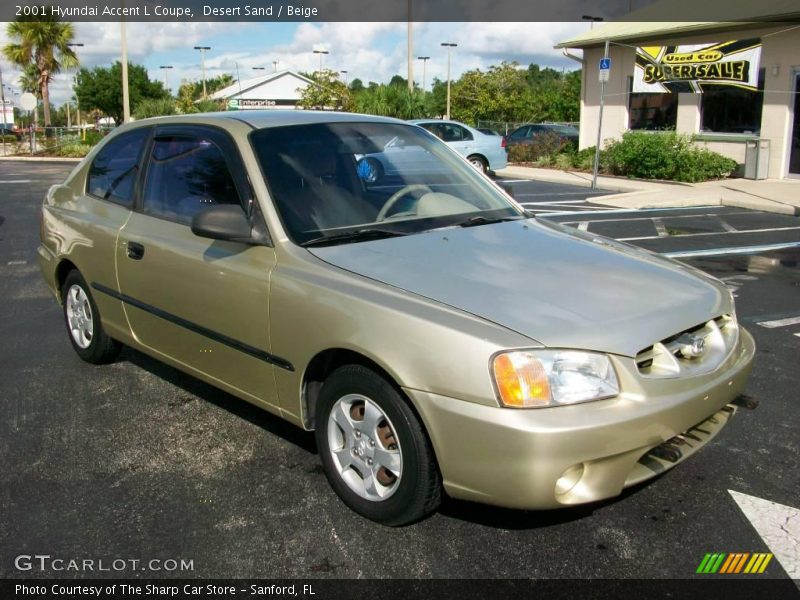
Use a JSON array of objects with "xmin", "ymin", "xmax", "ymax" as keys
[{"xmin": 633, "ymin": 39, "xmax": 762, "ymax": 93}]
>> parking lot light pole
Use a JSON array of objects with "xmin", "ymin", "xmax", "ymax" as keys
[
  {"xmin": 273, "ymin": 60, "xmax": 279, "ymax": 72},
  {"xmin": 313, "ymin": 49, "xmax": 329, "ymax": 75},
  {"xmin": 159, "ymin": 65, "xmax": 173, "ymax": 90},
  {"xmin": 441, "ymin": 43, "xmax": 457, "ymax": 120},
  {"xmin": 417, "ymin": 56, "xmax": 430, "ymax": 91},
  {"xmin": 194, "ymin": 46, "xmax": 211, "ymax": 98},
  {"xmin": 340, "ymin": 70, "xmax": 348, "ymax": 86}
]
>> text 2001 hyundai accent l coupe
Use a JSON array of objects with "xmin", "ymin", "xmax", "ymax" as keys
[{"xmin": 38, "ymin": 112, "xmax": 755, "ymax": 525}]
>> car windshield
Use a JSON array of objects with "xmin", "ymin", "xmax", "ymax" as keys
[{"xmin": 250, "ymin": 122, "xmax": 522, "ymax": 246}]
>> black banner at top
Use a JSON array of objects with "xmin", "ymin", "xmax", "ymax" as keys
[{"xmin": 3, "ymin": 0, "xmax": 800, "ymax": 22}]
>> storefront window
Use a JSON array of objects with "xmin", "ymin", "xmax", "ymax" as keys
[
  {"xmin": 628, "ymin": 77, "xmax": 678, "ymax": 130},
  {"xmin": 700, "ymin": 68, "xmax": 764, "ymax": 134}
]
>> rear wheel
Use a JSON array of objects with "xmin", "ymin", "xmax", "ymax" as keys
[
  {"xmin": 315, "ymin": 364, "xmax": 442, "ymax": 525},
  {"xmin": 467, "ymin": 155, "xmax": 488, "ymax": 174},
  {"xmin": 62, "ymin": 270, "xmax": 121, "ymax": 364}
]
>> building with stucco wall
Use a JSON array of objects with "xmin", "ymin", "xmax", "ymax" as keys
[{"xmin": 557, "ymin": 8, "xmax": 800, "ymax": 179}]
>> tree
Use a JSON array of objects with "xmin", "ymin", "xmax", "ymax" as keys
[
  {"xmin": 449, "ymin": 62, "xmax": 530, "ymax": 125},
  {"xmin": 3, "ymin": 12, "xmax": 78, "ymax": 127},
  {"xmin": 74, "ymin": 62, "xmax": 169, "ymax": 125},
  {"xmin": 349, "ymin": 78, "xmax": 364, "ymax": 92},
  {"xmin": 175, "ymin": 73, "xmax": 234, "ymax": 112},
  {"xmin": 296, "ymin": 69, "xmax": 352, "ymax": 111}
]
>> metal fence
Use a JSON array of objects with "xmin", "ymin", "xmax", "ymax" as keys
[
  {"xmin": 0, "ymin": 126, "xmax": 107, "ymax": 158},
  {"xmin": 476, "ymin": 120, "xmax": 580, "ymax": 136}
]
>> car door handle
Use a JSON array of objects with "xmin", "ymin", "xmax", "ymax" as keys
[{"xmin": 126, "ymin": 241, "xmax": 145, "ymax": 260}]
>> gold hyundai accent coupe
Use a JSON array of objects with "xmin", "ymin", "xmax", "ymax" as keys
[{"xmin": 38, "ymin": 112, "xmax": 755, "ymax": 525}]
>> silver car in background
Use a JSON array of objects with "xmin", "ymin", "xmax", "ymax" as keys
[{"xmin": 409, "ymin": 119, "xmax": 508, "ymax": 173}]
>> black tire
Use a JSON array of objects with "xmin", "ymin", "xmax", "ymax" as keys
[
  {"xmin": 61, "ymin": 270, "xmax": 121, "ymax": 364},
  {"xmin": 315, "ymin": 364, "xmax": 442, "ymax": 526},
  {"xmin": 467, "ymin": 155, "xmax": 488, "ymax": 174}
]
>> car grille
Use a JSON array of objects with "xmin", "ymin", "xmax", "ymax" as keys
[{"xmin": 635, "ymin": 314, "xmax": 738, "ymax": 378}]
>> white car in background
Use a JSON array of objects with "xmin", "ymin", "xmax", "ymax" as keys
[{"xmin": 409, "ymin": 119, "xmax": 508, "ymax": 174}]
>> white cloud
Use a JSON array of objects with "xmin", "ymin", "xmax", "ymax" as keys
[{"xmin": 0, "ymin": 21, "xmax": 588, "ymax": 106}]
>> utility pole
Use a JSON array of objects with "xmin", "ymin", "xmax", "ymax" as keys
[
  {"xmin": 194, "ymin": 46, "xmax": 211, "ymax": 98},
  {"xmin": 0, "ymin": 63, "xmax": 6, "ymax": 156},
  {"xmin": 441, "ymin": 42, "xmax": 457, "ymax": 120},
  {"xmin": 407, "ymin": 5, "xmax": 413, "ymax": 93},
  {"xmin": 120, "ymin": 19, "xmax": 130, "ymax": 123}
]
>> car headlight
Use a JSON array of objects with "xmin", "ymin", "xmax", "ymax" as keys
[{"xmin": 492, "ymin": 350, "xmax": 619, "ymax": 408}]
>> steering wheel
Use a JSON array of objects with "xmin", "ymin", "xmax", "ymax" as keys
[{"xmin": 376, "ymin": 184, "xmax": 432, "ymax": 221}]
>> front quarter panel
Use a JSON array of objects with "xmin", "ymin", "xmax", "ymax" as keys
[{"xmin": 268, "ymin": 248, "xmax": 537, "ymax": 426}]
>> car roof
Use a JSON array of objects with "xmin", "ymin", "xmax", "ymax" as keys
[{"xmin": 132, "ymin": 110, "xmax": 406, "ymax": 129}]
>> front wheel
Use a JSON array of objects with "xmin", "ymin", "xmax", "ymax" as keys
[
  {"xmin": 62, "ymin": 270, "xmax": 121, "ymax": 364},
  {"xmin": 315, "ymin": 364, "xmax": 442, "ymax": 526}
]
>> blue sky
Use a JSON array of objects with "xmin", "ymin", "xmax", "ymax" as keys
[{"xmin": 0, "ymin": 21, "xmax": 591, "ymax": 104}]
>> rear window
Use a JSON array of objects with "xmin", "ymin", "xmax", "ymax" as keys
[{"xmin": 86, "ymin": 129, "xmax": 148, "ymax": 207}]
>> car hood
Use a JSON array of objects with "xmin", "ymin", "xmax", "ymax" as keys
[{"xmin": 308, "ymin": 219, "xmax": 730, "ymax": 357}]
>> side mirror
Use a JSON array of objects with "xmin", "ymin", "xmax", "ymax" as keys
[{"xmin": 191, "ymin": 205, "xmax": 255, "ymax": 244}]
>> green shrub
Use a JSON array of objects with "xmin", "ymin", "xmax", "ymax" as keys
[
  {"xmin": 675, "ymin": 148, "xmax": 737, "ymax": 182},
  {"xmin": 133, "ymin": 97, "xmax": 177, "ymax": 119},
  {"xmin": 508, "ymin": 131, "xmax": 571, "ymax": 163},
  {"xmin": 83, "ymin": 130, "xmax": 105, "ymax": 146},
  {"xmin": 54, "ymin": 142, "xmax": 91, "ymax": 158},
  {"xmin": 570, "ymin": 146, "xmax": 595, "ymax": 171},
  {"xmin": 602, "ymin": 131, "xmax": 735, "ymax": 182}
]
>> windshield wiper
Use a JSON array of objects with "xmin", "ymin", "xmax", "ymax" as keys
[
  {"xmin": 457, "ymin": 215, "xmax": 525, "ymax": 228},
  {"xmin": 301, "ymin": 228, "xmax": 408, "ymax": 247}
]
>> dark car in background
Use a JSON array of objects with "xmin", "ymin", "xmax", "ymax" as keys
[
  {"xmin": 506, "ymin": 123, "xmax": 579, "ymax": 149},
  {"xmin": 0, "ymin": 126, "xmax": 22, "ymax": 140}
]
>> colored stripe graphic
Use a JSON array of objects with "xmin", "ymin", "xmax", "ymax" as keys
[{"xmin": 697, "ymin": 553, "xmax": 773, "ymax": 574}]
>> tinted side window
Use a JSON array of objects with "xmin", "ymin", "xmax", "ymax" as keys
[
  {"xmin": 142, "ymin": 135, "xmax": 242, "ymax": 225},
  {"xmin": 509, "ymin": 127, "xmax": 528, "ymax": 141},
  {"xmin": 86, "ymin": 129, "xmax": 148, "ymax": 206},
  {"xmin": 447, "ymin": 125, "xmax": 473, "ymax": 142},
  {"xmin": 421, "ymin": 123, "xmax": 444, "ymax": 139}
]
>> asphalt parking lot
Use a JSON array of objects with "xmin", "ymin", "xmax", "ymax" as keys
[{"xmin": 1, "ymin": 162, "xmax": 799, "ymax": 585}]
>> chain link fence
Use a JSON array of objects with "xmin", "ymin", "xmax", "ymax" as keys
[
  {"xmin": 476, "ymin": 120, "xmax": 580, "ymax": 136},
  {"xmin": 0, "ymin": 127, "xmax": 109, "ymax": 158}
]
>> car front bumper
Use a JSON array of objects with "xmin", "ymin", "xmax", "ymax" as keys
[{"xmin": 404, "ymin": 328, "xmax": 755, "ymax": 510}]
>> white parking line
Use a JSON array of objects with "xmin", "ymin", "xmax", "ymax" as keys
[
  {"xmin": 521, "ymin": 206, "xmax": 574, "ymax": 213},
  {"xmin": 716, "ymin": 216, "xmax": 738, "ymax": 232},
  {"xmin": 619, "ymin": 225, "xmax": 800, "ymax": 242},
  {"xmin": 0, "ymin": 179, "xmax": 33, "ymax": 184},
  {"xmin": 514, "ymin": 192, "xmax": 610, "ymax": 197},
  {"xmin": 515, "ymin": 198, "xmax": 592, "ymax": 203},
  {"xmin": 577, "ymin": 222, "xmax": 589, "ymax": 231},
  {"xmin": 652, "ymin": 217, "xmax": 668, "ymax": 237},
  {"xmin": 663, "ymin": 241, "xmax": 800, "ymax": 259},
  {"xmin": 756, "ymin": 315, "xmax": 800, "ymax": 329},
  {"xmin": 558, "ymin": 211, "xmax": 753, "ymax": 226},
  {"xmin": 541, "ymin": 205, "xmax": 719, "ymax": 218},
  {"xmin": 795, "ymin": 333, "xmax": 800, "ymax": 339},
  {"xmin": 7, "ymin": 260, "xmax": 27, "ymax": 266}
]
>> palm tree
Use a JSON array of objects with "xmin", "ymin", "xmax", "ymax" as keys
[{"xmin": 3, "ymin": 13, "xmax": 78, "ymax": 127}]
